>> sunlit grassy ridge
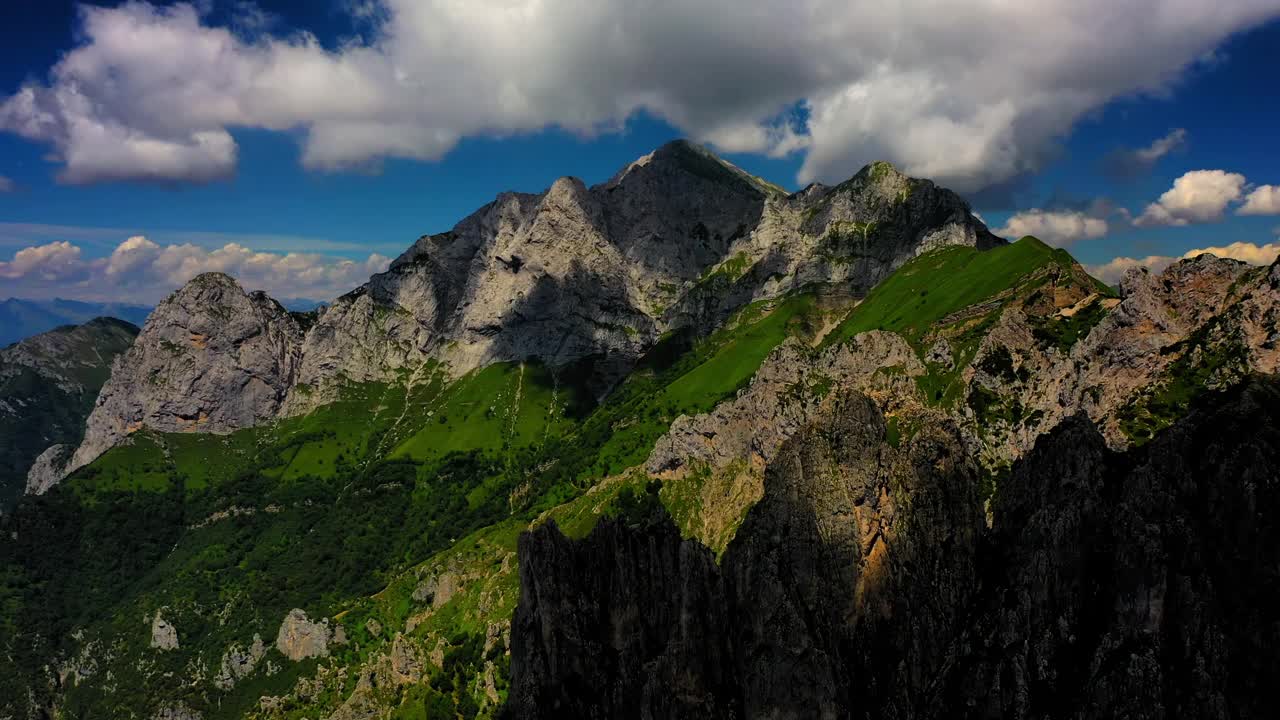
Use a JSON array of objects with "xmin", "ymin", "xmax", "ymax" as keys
[
  {"xmin": 393, "ymin": 362, "xmax": 578, "ymax": 462},
  {"xmin": 826, "ymin": 236, "xmax": 1066, "ymax": 347},
  {"xmin": 821, "ymin": 236, "xmax": 1112, "ymax": 408}
]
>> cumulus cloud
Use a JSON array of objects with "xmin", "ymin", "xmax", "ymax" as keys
[
  {"xmin": 1239, "ymin": 185, "xmax": 1280, "ymax": 216},
  {"xmin": 0, "ymin": 175, "xmax": 14, "ymax": 192},
  {"xmin": 0, "ymin": 241, "xmax": 87, "ymax": 281},
  {"xmin": 1134, "ymin": 170, "xmax": 1249, "ymax": 226},
  {"xmin": 0, "ymin": 235, "xmax": 389, "ymax": 302},
  {"xmin": 1103, "ymin": 128, "xmax": 1187, "ymax": 179},
  {"xmin": 996, "ymin": 209, "xmax": 1108, "ymax": 246},
  {"xmin": 1087, "ymin": 241, "xmax": 1280, "ymax": 284},
  {"xmin": 1, "ymin": 1, "xmax": 1277, "ymax": 190},
  {"xmin": 1086, "ymin": 254, "xmax": 1179, "ymax": 285},
  {"xmin": 1183, "ymin": 241, "xmax": 1280, "ymax": 266}
]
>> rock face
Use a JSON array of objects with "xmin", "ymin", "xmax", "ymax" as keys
[
  {"xmin": 0, "ymin": 317, "xmax": 137, "ymax": 508},
  {"xmin": 24, "ymin": 443, "xmax": 74, "ymax": 497},
  {"xmin": 215, "ymin": 633, "xmax": 266, "ymax": 690},
  {"xmin": 942, "ymin": 378, "xmax": 1280, "ymax": 719},
  {"xmin": 511, "ymin": 390, "xmax": 983, "ymax": 717},
  {"xmin": 49, "ymin": 141, "xmax": 997, "ymax": 482},
  {"xmin": 66, "ymin": 273, "xmax": 304, "ymax": 477},
  {"xmin": 647, "ymin": 254, "xmax": 1280, "ymax": 509},
  {"xmin": 275, "ymin": 609, "xmax": 332, "ymax": 661},
  {"xmin": 508, "ymin": 379, "xmax": 1280, "ymax": 719},
  {"xmin": 152, "ymin": 703, "xmax": 201, "ymax": 720},
  {"xmin": 150, "ymin": 611, "xmax": 179, "ymax": 651},
  {"xmin": 282, "ymin": 141, "xmax": 995, "ymax": 411}
]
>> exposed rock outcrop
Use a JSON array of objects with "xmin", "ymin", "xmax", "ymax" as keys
[
  {"xmin": 24, "ymin": 443, "xmax": 73, "ymax": 496},
  {"xmin": 511, "ymin": 390, "xmax": 983, "ymax": 718},
  {"xmin": 152, "ymin": 703, "xmax": 202, "ymax": 720},
  {"xmin": 938, "ymin": 377, "xmax": 1280, "ymax": 718},
  {"xmin": 66, "ymin": 273, "xmax": 304, "ymax": 479},
  {"xmin": 647, "ymin": 254, "xmax": 1280, "ymax": 505},
  {"xmin": 275, "ymin": 609, "xmax": 332, "ymax": 661},
  {"xmin": 509, "ymin": 378, "xmax": 1280, "ymax": 719},
  {"xmin": 215, "ymin": 633, "xmax": 266, "ymax": 690},
  {"xmin": 150, "ymin": 611, "xmax": 179, "ymax": 651}
]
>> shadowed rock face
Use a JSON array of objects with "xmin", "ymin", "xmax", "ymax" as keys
[
  {"xmin": 510, "ymin": 390, "xmax": 985, "ymax": 719},
  {"xmin": 946, "ymin": 377, "xmax": 1280, "ymax": 720},
  {"xmin": 0, "ymin": 317, "xmax": 138, "ymax": 507},
  {"xmin": 508, "ymin": 379, "xmax": 1280, "ymax": 719}
]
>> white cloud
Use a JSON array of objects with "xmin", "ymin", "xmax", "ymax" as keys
[
  {"xmin": 0, "ymin": 235, "xmax": 389, "ymax": 302},
  {"xmin": 1086, "ymin": 254, "xmax": 1178, "ymax": 285},
  {"xmin": 1182, "ymin": 241, "xmax": 1280, "ymax": 266},
  {"xmin": 1239, "ymin": 185, "xmax": 1280, "ymax": 216},
  {"xmin": 1087, "ymin": 241, "xmax": 1280, "ymax": 284},
  {"xmin": 2, "ymin": 1, "xmax": 1277, "ymax": 190},
  {"xmin": 1132, "ymin": 129, "xmax": 1188, "ymax": 166},
  {"xmin": 996, "ymin": 209, "xmax": 1108, "ymax": 246},
  {"xmin": 0, "ymin": 175, "xmax": 14, "ymax": 192},
  {"xmin": 1103, "ymin": 128, "xmax": 1187, "ymax": 179},
  {"xmin": 1134, "ymin": 170, "xmax": 1248, "ymax": 226},
  {"xmin": 0, "ymin": 241, "xmax": 87, "ymax": 281}
]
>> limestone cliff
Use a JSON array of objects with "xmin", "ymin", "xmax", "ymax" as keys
[
  {"xmin": 648, "ymin": 254, "xmax": 1280, "ymax": 532},
  {"xmin": 64, "ymin": 273, "xmax": 304, "ymax": 477},
  {"xmin": 509, "ymin": 379, "xmax": 1280, "ymax": 719},
  {"xmin": 285, "ymin": 140, "xmax": 997, "ymax": 412}
]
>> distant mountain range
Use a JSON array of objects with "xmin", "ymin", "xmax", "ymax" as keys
[
  {"xmin": 1, "ymin": 297, "xmax": 325, "ymax": 348},
  {"xmin": 0, "ymin": 298, "xmax": 152, "ymax": 348},
  {"xmin": 0, "ymin": 317, "xmax": 138, "ymax": 510}
]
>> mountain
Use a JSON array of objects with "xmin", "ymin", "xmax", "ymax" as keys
[
  {"xmin": 61, "ymin": 274, "xmax": 307, "ymax": 478},
  {"xmin": 46, "ymin": 139, "xmax": 997, "ymax": 486},
  {"xmin": 0, "ymin": 141, "xmax": 1276, "ymax": 720},
  {"xmin": 0, "ymin": 317, "xmax": 138, "ymax": 511},
  {"xmin": 0, "ymin": 297, "xmax": 151, "ymax": 347}
]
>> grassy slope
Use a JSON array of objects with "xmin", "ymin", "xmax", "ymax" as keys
[
  {"xmin": 826, "ymin": 236, "xmax": 1066, "ymax": 347},
  {"xmin": 823, "ymin": 236, "xmax": 1107, "ymax": 409},
  {"xmin": 393, "ymin": 362, "xmax": 576, "ymax": 463},
  {"xmin": 0, "ymin": 287, "xmax": 842, "ymax": 720}
]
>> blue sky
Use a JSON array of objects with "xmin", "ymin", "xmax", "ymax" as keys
[{"xmin": 1, "ymin": 1, "xmax": 1279, "ymax": 301}]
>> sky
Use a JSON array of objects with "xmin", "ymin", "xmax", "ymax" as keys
[{"xmin": 1, "ymin": 0, "xmax": 1280, "ymax": 303}]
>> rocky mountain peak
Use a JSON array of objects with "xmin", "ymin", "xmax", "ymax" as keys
[
  {"xmin": 606, "ymin": 138, "xmax": 782, "ymax": 198},
  {"xmin": 61, "ymin": 273, "xmax": 305, "ymax": 478},
  {"xmin": 53, "ymin": 142, "xmax": 1005, "ymax": 475}
]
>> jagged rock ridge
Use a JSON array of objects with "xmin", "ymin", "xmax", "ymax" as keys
[
  {"xmin": 286, "ymin": 142, "xmax": 997, "ymax": 412},
  {"xmin": 509, "ymin": 378, "xmax": 1280, "ymax": 719},
  {"xmin": 645, "ymin": 253, "xmax": 1280, "ymax": 541},
  {"xmin": 59, "ymin": 141, "xmax": 997, "ymax": 482}
]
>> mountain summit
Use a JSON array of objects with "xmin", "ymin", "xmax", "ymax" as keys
[{"xmin": 47, "ymin": 142, "xmax": 997, "ymax": 484}]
